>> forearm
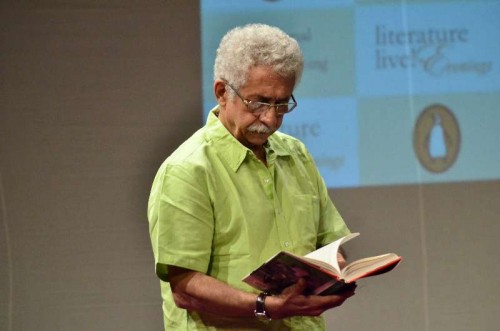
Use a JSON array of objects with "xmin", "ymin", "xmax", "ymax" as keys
[
  {"xmin": 169, "ymin": 265, "xmax": 256, "ymax": 318},
  {"xmin": 168, "ymin": 265, "xmax": 356, "ymax": 320}
]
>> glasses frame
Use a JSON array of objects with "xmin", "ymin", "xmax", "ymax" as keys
[{"xmin": 225, "ymin": 82, "xmax": 297, "ymax": 116}]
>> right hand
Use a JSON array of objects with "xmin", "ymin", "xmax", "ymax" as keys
[{"xmin": 265, "ymin": 278, "xmax": 356, "ymax": 319}]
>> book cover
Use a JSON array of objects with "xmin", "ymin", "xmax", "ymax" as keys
[{"xmin": 242, "ymin": 233, "xmax": 401, "ymax": 295}]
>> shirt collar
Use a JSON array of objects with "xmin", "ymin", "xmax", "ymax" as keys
[{"xmin": 204, "ymin": 106, "xmax": 291, "ymax": 172}]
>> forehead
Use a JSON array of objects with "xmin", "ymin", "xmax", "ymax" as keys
[{"xmin": 241, "ymin": 66, "xmax": 295, "ymax": 98}]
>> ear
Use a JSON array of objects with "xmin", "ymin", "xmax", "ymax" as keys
[{"xmin": 214, "ymin": 80, "xmax": 228, "ymax": 108}]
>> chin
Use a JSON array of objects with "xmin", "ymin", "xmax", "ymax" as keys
[{"xmin": 247, "ymin": 133, "xmax": 271, "ymax": 146}]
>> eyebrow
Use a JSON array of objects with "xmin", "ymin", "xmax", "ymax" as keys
[{"xmin": 248, "ymin": 94, "xmax": 291, "ymax": 104}]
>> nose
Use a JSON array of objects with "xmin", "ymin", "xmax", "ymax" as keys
[{"xmin": 258, "ymin": 106, "xmax": 281, "ymax": 128}]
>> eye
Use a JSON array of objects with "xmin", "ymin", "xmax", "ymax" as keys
[
  {"xmin": 275, "ymin": 105, "xmax": 288, "ymax": 115},
  {"xmin": 247, "ymin": 101, "xmax": 266, "ymax": 111}
]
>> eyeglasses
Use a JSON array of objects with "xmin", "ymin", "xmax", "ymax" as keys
[{"xmin": 225, "ymin": 83, "xmax": 297, "ymax": 116}]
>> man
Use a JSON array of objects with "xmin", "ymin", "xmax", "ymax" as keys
[{"xmin": 148, "ymin": 24, "xmax": 355, "ymax": 330}]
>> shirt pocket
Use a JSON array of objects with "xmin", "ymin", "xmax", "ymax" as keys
[{"xmin": 287, "ymin": 194, "xmax": 320, "ymax": 254}]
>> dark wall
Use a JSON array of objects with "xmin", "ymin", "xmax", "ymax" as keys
[{"xmin": 0, "ymin": 1, "xmax": 200, "ymax": 330}]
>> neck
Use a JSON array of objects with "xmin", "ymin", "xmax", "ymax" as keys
[{"xmin": 252, "ymin": 146, "xmax": 267, "ymax": 166}]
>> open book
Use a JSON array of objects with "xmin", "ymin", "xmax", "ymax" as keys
[{"xmin": 242, "ymin": 233, "xmax": 402, "ymax": 295}]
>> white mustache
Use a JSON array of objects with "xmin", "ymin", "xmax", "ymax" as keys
[{"xmin": 247, "ymin": 123, "xmax": 273, "ymax": 134}]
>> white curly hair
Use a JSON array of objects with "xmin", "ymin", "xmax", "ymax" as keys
[{"xmin": 214, "ymin": 23, "xmax": 304, "ymax": 92}]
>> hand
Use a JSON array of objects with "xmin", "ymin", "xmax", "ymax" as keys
[
  {"xmin": 266, "ymin": 278, "xmax": 356, "ymax": 319},
  {"xmin": 337, "ymin": 252, "xmax": 347, "ymax": 269}
]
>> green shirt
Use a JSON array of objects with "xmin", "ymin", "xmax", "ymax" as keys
[{"xmin": 147, "ymin": 107, "xmax": 350, "ymax": 330}]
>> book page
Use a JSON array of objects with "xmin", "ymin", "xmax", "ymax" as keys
[
  {"xmin": 342, "ymin": 253, "xmax": 401, "ymax": 282},
  {"xmin": 300, "ymin": 257, "xmax": 340, "ymax": 276},
  {"xmin": 305, "ymin": 232, "xmax": 360, "ymax": 274}
]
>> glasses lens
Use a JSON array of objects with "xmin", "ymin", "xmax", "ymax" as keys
[
  {"xmin": 249, "ymin": 102, "xmax": 297, "ymax": 115},
  {"xmin": 275, "ymin": 104, "xmax": 288, "ymax": 115},
  {"xmin": 247, "ymin": 102, "xmax": 267, "ymax": 113},
  {"xmin": 276, "ymin": 103, "xmax": 296, "ymax": 115},
  {"xmin": 240, "ymin": 92, "xmax": 297, "ymax": 115}
]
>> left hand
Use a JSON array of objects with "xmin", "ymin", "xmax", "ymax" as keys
[{"xmin": 337, "ymin": 252, "xmax": 347, "ymax": 269}]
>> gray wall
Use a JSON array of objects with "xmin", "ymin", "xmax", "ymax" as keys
[{"xmin": 0, "ymin": 1, "xmax": 498, "ymax": 330}]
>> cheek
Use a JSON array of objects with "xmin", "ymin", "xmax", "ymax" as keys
[
  {"xmin": 276, "ymin": 116, "xmax": 284, "ymax": 127},
  {"xmin": 225, "ymin": 104, "xmax": 252, "ymax": 128},
  {"xmin": 238, "ymin": 115, "xmax": 259, "ymax": 131},
  {"xmin": 237, "ymin": 118, "xmax": 261, "ymax": 144},
  {"xmin": 268, "ymin": 116, "xmax": 284, "ymax": 131}
]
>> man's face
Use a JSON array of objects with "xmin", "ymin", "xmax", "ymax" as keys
[{"xmin": 216, "ymin": 66, "xmax": 295, "ymax": 151}]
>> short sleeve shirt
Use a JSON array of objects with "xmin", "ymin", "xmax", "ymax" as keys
[{"xmin": 147, "ymin": 107, "xmax": 350, "ymax": 330}]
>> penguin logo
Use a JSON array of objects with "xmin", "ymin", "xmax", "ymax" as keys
[{"xmin": 413, "ymin": 104, "xmax": 460, "ymax": 173}]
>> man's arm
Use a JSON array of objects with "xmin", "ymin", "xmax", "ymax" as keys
[{"xmin": 168, "ymin": 265, "xmax": 356, "ymax": 320}]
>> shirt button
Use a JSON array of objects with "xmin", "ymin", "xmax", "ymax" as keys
[
  {"xmin": 264, "ymin": 178, "xmax": 270, "ymax": 184},
  {"xmin": 284, "ymin": 241, "xmax": 290, "ymax": 247}
]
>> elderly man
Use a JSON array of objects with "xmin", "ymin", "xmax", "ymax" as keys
[{"xmin": 148, "ymin": 23, "xmax": 355, "ymax": 330}]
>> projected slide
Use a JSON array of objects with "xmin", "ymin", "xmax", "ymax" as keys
[{"xmin": 201, "ymin": 0, "xmax": 500, "ymax": 188}]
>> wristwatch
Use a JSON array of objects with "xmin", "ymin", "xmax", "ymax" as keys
[{"xmin": 254, "ymin": 292, "xmax": 272, "ymax": 321}]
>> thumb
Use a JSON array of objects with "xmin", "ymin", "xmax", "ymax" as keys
[{"xmin": 282, "ymin": 278, "xmax": 308, "ymax": 296}]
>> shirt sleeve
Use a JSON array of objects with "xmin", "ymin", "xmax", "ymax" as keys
[
  {"xmin": 305, "ymin": 149, "xmax": 351, "ymax": 248},
  {"xmin": 149, "ymin": 162, "xmax": 214, "ymax": 281}
]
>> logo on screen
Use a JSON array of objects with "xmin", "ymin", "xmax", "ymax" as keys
[{"xmin": 413, "ymin": 104, "xmax": 460, "ymax": 173}]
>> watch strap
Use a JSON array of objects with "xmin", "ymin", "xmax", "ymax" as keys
[{"xmin": 254, "ymin": 292, "xmax": 271, "ymax": 321}]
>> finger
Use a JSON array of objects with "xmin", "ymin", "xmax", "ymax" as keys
[
  {"xmin": 282, "ymin": 278, "xmax": 308, "ymax": 296},
  {"xmin": 336, "ymin": 282, "xmax": 357, "ymax": 297},
  {"xmin": 337, "ymin": 252, "xmax": 347, "ymax": 269}
]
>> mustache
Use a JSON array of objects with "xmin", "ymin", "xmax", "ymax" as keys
[{"xmin": 247, "ymin": 123, "xmax": 273, "ymax": 134}]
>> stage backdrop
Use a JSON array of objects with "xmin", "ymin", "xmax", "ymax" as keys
[
  {"xmin": 1, "ymin": 1, "xmax": 498, "ymax": 330},
  {"xmin": 201, "ymin": 0, "xmax": 500, "ymax": 188}
]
